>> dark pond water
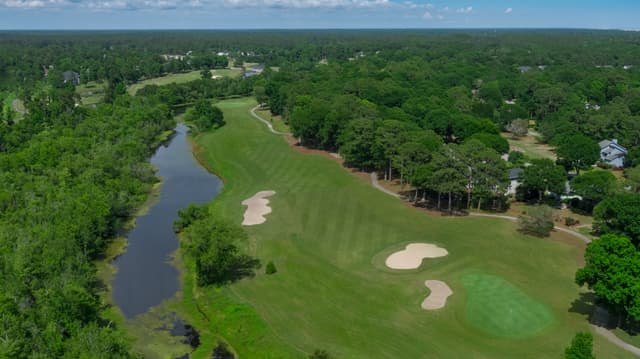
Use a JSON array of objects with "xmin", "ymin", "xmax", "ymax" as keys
[{"xmin": 112, "ymin": 123, "xmax": 222, "ymax": 318}]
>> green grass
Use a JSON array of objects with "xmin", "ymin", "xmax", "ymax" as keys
[
  {"xmin": 76, "ymin": 81, "xmax": 106, "ymax": 106},
  {"xmin": 502, "ymin": 132, "xmax": 557, "ymax": 160},
  {"xmin": 186, "ymin": 97, "xmax": 634, "ymax": 358},
  {"xmin": 128, "ymin": 69, "xmax": 241, "ymax": 95},
  {"xmin": 128, "ymin": 71, "xmax": 204, "ymax": 95},
  {"xmin": 211, "ymin": 68, "xmax": 242, "ymax": 78},
  {"xmin": 461, "ymin": 273, "xmax": 554, "ymax": 338}
]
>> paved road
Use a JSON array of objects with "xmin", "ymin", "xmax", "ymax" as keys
[
  {"xmin": 467, "ymin": 212, "xmax": 592, "ymax": 243},
  {"xmin": 370, "ymin": 172, "xmax": 401, "ymax": 198},
  {"xmin": 249, "ymin": 105, "xmax": 287, "ymax": 135}
]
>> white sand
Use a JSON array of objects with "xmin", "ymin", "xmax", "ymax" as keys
[
  {"xmin": 385, "ymin": 243, "xmax": 448, "ymax": 270},
  {"xmin": 242, "ymin": 190, "xmax": 276, "ymax": 226},
  {"xmin": 421, "ymin": 280, "xmax": 453, "ymax": 310}
]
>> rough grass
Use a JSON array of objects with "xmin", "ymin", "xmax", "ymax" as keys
[
  {"xmin": 462, "ymin": 272, "xmax": 554, "ymax": 338},
  {"xmin": 127, "ymin": 71, "xmax": 204, "ymax": 95},
  {"xmin": 187, "ymin": 97, "xmax": 634, "ymax": 358},
  {"xmin": 502, "ymin": 132, "xmax": 557, "ymax": 160}
]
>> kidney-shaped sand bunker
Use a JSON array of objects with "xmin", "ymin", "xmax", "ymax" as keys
[{"xmin": 385, "ymin": 243, "xmax": 448, "ymax": 270}]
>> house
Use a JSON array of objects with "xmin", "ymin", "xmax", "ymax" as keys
[
  {"xmin": 507, "ymin": 168, "xmax": 524, "ymax": 195},
  {"xmin": 62, "ymin": 71, "xmax": 80, "ymax": 86},
  {"xmin": 517, "ymin": 66, "xmax": 532, "ymax": 73},
  {"xmin": 161, "ymin": 54, "xmax": 186, "ymax": 61},
  {"xmin": 599, "ymin": 139, "xmax": 628, "ymax": 168}
]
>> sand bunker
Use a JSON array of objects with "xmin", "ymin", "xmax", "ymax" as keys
[
  {"xmin": 421, "ymin": 280, "xmax": 453, "ymax": 310},
  {"xmin": 385, "ymin": 243, "xmax": 448, "ymax": 270},
  {"xmin": 242, "ymin": 191, "xmax": 276, "ymax": 226}
]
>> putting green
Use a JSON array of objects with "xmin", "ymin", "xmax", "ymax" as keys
[{"xmin": 462, "ymin": 273, "xmax": 554, "ymax": 338}]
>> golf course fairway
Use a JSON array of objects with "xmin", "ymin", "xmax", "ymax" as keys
[{"xmin": 183, "ymin": 97, "xmax": 634, "ymax": 358}]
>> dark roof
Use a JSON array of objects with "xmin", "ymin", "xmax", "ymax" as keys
[
  {"xmin": 509, "ymin": 168, "xmax": 524, "ymax": 180},
  {"xmin": 62, "ymin": 71, "xmax": 80, "ymax": 82}
]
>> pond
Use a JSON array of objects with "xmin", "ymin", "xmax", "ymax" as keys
[{"xmin": 112, "ymin": 123, "xmax": 222, "ymax": 319}]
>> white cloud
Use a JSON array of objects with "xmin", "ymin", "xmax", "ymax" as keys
[
  {"xmin": 0, "ymin": 0, "xmax": 390, "ymax": 10},
  {"xmin": 436, "ymin": 14, "xmax": 443, "ymax": 19},
  {"xmin": 1, "ymin": 0, "xmax": 68, "ymax": 8},
  {"xmin": 422, "ymin": 10, "xmax": 432, "ymax": 19},
  {"xmin": 505, "ymin": 7, "xmax": 512, "ymax": 14},
  {"xmin": 456, "ymin": 5, "xmax": 472, "ymax": 14},
  {"xmin": 223, "ymin": 0, "xmax": 389, "ymax": 8}
]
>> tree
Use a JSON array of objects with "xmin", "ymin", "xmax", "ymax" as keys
[
  {"xmin": 564, "ymin": 332, "xmax": 595, "ymax": 359},
  {"xmin": 518, "ymin": 205, "xmax": 554, "ymax": 237},
  {"xmin": 624, "ymin": 166, "xmax": 640, "ymax": 192},
  {"xmin": 185, "ymin": 218, "xmax": 260, "ymax": 286},
  {"xmin": 571, "ymin": 171, "xmax": 617, "ymax": 213},
  {"xmin": 466, "ymin": 132, "xmax": 509, "ymax": 154},
  {"xmin": 430, "ymin": 144, "xmax": 468, "ymax": 212},
  {"xmin": 185, "ymin": 99, "xmax": 224, "ymax": 132},
  {"xmin": 520, "ymin": 158, "xmax": 567, "ymax": 201},
  {"xmin": 506, "ymin": 119, "xmax": 528, "ymax": 137},
  {"xmin": 593, "ymin": 193, "xmax": 640, "ymax": 246},
  {"xmin": 555, "ymin": 134, "xmax": 600, "ymax": 174},
  {"xmin": 575, "ymin": 234, "xmax": 640, "ymax": 321},
  {"xmin": 338, "ymin": 118, "xmax": 379, "ymax": 170}
]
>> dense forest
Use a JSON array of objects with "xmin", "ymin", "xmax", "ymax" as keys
[{"xmin": 2, "ymin": 30, "xmax": 640, "ymax": 357}]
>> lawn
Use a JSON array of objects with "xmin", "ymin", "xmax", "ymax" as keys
[
  {"xmin": 187, "ymin": 97, "xmax": 633, "ymax": 358},
  {"xmin": 502, "ymin": 132, "xmax": 557, "ymax": 160},
  {"xmin": 128, "ymin": 71, "xmax": 203, "ymax": 95},
  {"xmin": 76, "ymin": 81, "xmax": 106, "ymax": 106},
  {"xmin": 211, "ymin": 68, "xmax": 242, "ymax": 79}
]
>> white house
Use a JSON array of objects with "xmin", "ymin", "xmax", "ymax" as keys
[
  {"xmin": 507, "ymin": 168, "xmax": 524, "ymax": 195},
  {"xmin": 599, "ymin": 139, "xmax": 628, "ymax": 168}
]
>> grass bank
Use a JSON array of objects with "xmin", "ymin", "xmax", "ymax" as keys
[{"xmin": 187, "ymin": 97, "xmax": 633, "ymax": 358}]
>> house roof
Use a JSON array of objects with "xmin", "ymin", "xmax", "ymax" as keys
[
  {"xmin": 62, "ymin": 71, "xmax": 79, "ymax": 82},
  {"xmin": 599, "ymin": 139, "xmax": 628, "ymax": 154},
  {"xmin": 509, "ymin": 168, "xmax": 524, "ymax": 180}
]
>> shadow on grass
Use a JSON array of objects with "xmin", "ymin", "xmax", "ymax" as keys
[{"xmin": 569, "ymin": 292, "xmax": 640, "ymax": 337}]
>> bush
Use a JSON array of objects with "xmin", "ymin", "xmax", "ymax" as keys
[
  {"xmin": 508, "ymin": 151, "xmax": 525, "ymax": 164},
  {"xmin": 565, "ymin": 217, "xmax": 580, "ymax": 226},
  {"xmin": 266, "ymin": 261, "xmax": 277, "ymax": 275},
  {"xmin": 564, "ymin": 332, "xmax": 595, "ymax": 359},
  {"xmin": 519, "ymin": 205, "xmax": 554, "ymax": 237},
  {"xmin": 309, "ymin": 350, "xmax": 333, "ymax": 359},
  {"xmin": 212, "ymin": 342, "xmax": 235, "ymax": 359},
  {"xmin": 173, "ymin": 203, "xmax": 207, "ymax": 232}
]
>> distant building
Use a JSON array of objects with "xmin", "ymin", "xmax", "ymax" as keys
[
  {"xmin": 599, "ymin": 139, "xmax": 628, "ymax": 168},
  {"xmin": 62, "ymin": 71, "xmax": 80, "ymax": 86},
  {"xmin": 161, "ymin": 54, "xmax": 186, "ymax": 61},
  {"xmin": 517, "ymin": 66, "xmax": 532, "ymax": 73},
  {"xmin": 507, "ymin": 168, "xmax": 524, "ymax": 195}
]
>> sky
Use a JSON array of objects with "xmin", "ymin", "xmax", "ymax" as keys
[{"xmin": 0, "ymin": 0, "xmax": 638, "ymax": 30}]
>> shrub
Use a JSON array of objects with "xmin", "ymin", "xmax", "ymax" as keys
[
  {"xmin": 266, "ymin": 261, "xmax": 277, "ymax": 275},
  {"xmin": 173, "ymin": 203, "xmax": 207, "ymax": 232},
  {"xmin": 564, "ymin": 332, "xmax": 595, "ymax": 359},
  {"xmin": 309, "ymin": 350, "xmax": 333, "ymax": 359},
  {"xmin": 519, "ymin": 205, "xmax": 554, "ymax": 237},
  {"xmin": 565, "ymin": 217, "xmax": 579, "ymax": 226},
  {"xmin": 212, "ymin": 342, "xmax": 235, "ymax": 359}
]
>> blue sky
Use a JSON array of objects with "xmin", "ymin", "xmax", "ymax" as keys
[{"xmin": 0, "ymin": 0, "xmax": 638, "ymax": 29}]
